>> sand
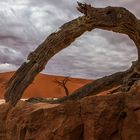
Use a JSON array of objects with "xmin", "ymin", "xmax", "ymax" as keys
[{"xmin": 0, "ymin": 72, "xmax": 92, "ymax": 99}]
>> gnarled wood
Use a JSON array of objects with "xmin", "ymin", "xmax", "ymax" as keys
[
  {"xmin": 26, "ymin": 68, "xmax": 132, "ymax": 104},
  {"xmin": 4, "ymin": 2, "xmax": 140, "ymax": 106}
]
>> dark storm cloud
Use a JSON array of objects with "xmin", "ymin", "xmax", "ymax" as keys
[{"xmin": 0, "ymin": 0, "xmax": 139, "ymax": 79}]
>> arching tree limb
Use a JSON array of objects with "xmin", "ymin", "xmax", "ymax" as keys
[
  {"xmin": 26, "ymin": 68, "xmax": 132, "ymax": 104},
  {"xmin": 4, "ymin": 2, "xmax": 140, "ymax": 106}
]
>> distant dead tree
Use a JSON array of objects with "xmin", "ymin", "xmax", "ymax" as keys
[{"xmin": 54, "ymin": 77, "xmax": 70, "ymax": 96}]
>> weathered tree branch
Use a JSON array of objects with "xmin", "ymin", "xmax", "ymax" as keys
[
  {"xmin": 26, "ymin": 68, "xmax": 132, "ymax": 104},
  {"xmin": 4, "ymin": 2, "xmax": 140, "ymax": 106}
]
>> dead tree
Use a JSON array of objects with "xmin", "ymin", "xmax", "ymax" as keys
[
  {"xmin": 54, "ymin": 77, "xmax": 70, "ymax": 96},
  {"xmin": 4, "ymin": 2, "xmax": 140, "ymax": 106}
]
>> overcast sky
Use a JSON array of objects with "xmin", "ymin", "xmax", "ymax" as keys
[{"xmin": 0, "ymin": 0, "xmax": 139, "ymax": 79}]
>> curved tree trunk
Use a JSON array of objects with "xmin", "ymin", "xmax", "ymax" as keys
[{"xmin": 4, "ymin": 2, "xmax": 140, "ymax": 106}]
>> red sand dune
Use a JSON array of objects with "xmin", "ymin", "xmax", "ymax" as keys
[{"xmin": 0, "ymin": 72, "xmax": 92, "ymax": 99}]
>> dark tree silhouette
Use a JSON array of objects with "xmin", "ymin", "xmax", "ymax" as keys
[
  {"xmin": 4, "ymin": 2, "xmax": 140, "ymax": 106},
  {"xmin": 54, "ymin": 77, "xmax": 70, "ymax": 96}
]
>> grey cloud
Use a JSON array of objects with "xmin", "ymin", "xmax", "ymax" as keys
[
  {"xmin": 0, "ymin": 63, "xmax": 17, "ymax": 72},
  {"xmin": 46, "ymin": 31, "xmax": 137, "ymax": 79},
  {"xmin": 0, "ymin": 0, "xmax": 139, "ymax": 79},
  {"xmin": 0, "ymin": 45, "xmax": 23, "ymax": 65}
]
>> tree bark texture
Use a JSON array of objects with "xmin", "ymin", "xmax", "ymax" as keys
[{"xmin": 4, "ymin": 2, "xmax": 140, "ymax": 106}]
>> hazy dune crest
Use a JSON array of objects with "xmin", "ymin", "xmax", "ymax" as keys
[{"xmin": 0, "ymin": 72, "xmax": 91, "ymax": 99}]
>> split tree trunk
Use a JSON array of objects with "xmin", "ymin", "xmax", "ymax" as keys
[{"xmin": 4, "ymin": 2, "xmax": 140, "ymax": 106}]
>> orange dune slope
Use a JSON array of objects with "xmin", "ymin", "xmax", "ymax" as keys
[{"xmin": 0, "ymin": 72, "xmax": 92, "ymax": 99}]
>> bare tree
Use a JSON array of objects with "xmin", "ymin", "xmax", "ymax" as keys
[
  {"xmin": 4, "ymin": 2, "xmax": 140, "ymax": 106},
  {"xmin": 54, "ymin": 77, "xmax": 70, "ymax": 96}
]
